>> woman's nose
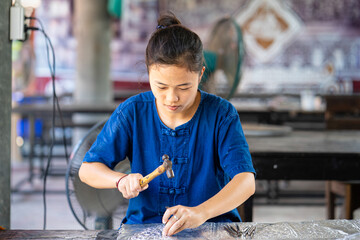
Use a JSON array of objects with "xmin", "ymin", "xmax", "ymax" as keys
[{"xmin": 166, "ymin": 89, "xmax": 179, "ymax": 102}]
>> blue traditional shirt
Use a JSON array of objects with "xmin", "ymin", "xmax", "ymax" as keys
[{"xmin": 83, "ymin": 90, "xmax": 256, "ymax": 224}]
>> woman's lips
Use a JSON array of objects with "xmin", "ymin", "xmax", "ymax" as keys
[{"xmin": 166, "ymin": 105, "xmax": 179, "ymax": 111}]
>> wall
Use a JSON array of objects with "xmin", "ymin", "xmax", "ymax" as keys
[
  {"xmin": 26, "ymin": 0, "xmax": 360, "ymax": 96},
  {"xmin": 0, "ymin": 0, "xmax": 12, "ymax": 230},
  {"xmin": 167, "ymin": 0, "xmax": 360, "ymax": 94}
]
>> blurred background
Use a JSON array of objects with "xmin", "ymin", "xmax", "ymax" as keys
[
  {"xmin": 7, "ymin": 0, "xmax": 360, "ymax": 230},
  {"xmin": 12, "ymin": 0, "xmax": 360, "ymax": 99}
]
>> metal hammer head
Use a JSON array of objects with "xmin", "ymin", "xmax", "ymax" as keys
[{"xmin": 162, "ymin": 154, "xmax": 174, "ymax": 179}]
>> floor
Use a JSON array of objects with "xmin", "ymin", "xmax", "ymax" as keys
[{"xmin": 10, "ymin": 158, "xmax": 340, "ymax": 230}]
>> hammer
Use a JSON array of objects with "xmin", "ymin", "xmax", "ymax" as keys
[{"xmin": 139, "ymin": 154, "xmax": 174, "ymax": 187}]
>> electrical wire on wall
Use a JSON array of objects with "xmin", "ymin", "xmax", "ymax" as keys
[{"xmin": 25, "ymin": 17, "xmax": 70, "ymax": 230}]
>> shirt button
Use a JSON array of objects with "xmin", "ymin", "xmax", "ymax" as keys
[
  {"xmin": 171, "ymin": 132, "xmax": 176, "ymax": 137},
  {"xmin": 169, "ymin": 189, "xmax": 175, "ymax": 194}
]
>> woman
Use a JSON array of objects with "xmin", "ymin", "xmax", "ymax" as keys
[{"xmin": 79, "ymin": 13, "xmax": 255, "ymax": 236}]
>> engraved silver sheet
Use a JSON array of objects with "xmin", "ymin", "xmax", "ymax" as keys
[{"xmin": 117, "ymin": 220, "xmax": 360, "ymax": 240}]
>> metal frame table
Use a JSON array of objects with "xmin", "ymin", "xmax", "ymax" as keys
[{"xmin": 242, "ymin": 130, "xmax": 360, "ymax": 221}]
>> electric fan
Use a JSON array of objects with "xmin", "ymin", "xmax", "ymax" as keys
[
  {"xmin": 202, "ymin": 17, "xmax": 245, "ymax": 99},
  {"xmin": 201, "ymin": 17, "xmax": 291, "ymax": 136},
  {"xmin": 66, "ymin": 119, "xmax": 131, "ymax": 230}
]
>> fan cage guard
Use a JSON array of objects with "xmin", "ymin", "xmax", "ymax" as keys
[
  {"xmin": 65, "ymin": 119, "xmax": 130, "ymax": 230},
  {"xmin": 203, "ymin": 17, "xmax": 245, "ymax": 99}
]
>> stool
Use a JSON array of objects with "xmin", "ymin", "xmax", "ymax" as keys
[{"xmin": 325, "ymin": 181, "xmax": 360, "ymax": 219}]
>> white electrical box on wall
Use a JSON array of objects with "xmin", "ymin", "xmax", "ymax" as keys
[{"xmin": 10, "ymin": 2, "xmax": 25, "ymax": 40}]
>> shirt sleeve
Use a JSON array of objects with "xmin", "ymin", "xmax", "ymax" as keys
[
  {"xmin": 217, "ymin": 113, "xmax": 256, "ymax": 179},
  {"xmin": 82, "ymin": 109, "xmax": 131, "ymax": 169}
]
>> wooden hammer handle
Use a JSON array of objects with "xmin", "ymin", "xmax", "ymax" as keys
[{"xmin": 139, "ymin": 165, "xmax": 166, "ymax": 187}]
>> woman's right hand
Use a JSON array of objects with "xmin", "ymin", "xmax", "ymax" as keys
[{"xmin": 116, "ymin": 173, "xmax": 148, "ymax": 199}]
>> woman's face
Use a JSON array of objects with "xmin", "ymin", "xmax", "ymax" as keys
[{"xmin": 149, "ymin": 64, "xmax": 205, "ymax": 117}]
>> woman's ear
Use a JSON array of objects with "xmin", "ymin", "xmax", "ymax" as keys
[{"xmin": 198, "ymin": 66, "xmax": 205, "ymax": 84}]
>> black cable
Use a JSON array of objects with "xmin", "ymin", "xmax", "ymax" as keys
[
  {"xmin": 25, "ymin": 25, "xmax": 54, "ymax": 230},
  {"xmin": 26, "ymin": 17, "xmax": 69, "ymax": 230},
  {"xmin": 27, "ymin": 19, "xmax": 69, "ymax": 166}
]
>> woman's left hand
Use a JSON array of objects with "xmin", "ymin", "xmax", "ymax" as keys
[{"xmin": 162, "ymin": 205, "xmax": 208, "ymax": 236}]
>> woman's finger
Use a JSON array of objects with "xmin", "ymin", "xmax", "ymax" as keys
[
  {"xmin": 141, "ymin": 183, "xmax": 149, "ymax": 191},
  {"xmin": 162, "ymin": 215, "xmax": 179, "ymax": 236},
  {"xmin": 168, "ymin": 216, "xmax": 186, "ymax": 236},
  {"xmin": 162, "ymin": 206, "xmax": 178, "ymax": 224},
  {"xmin": 163, "ymin": 206, "xmax": 207, "ymax": 236},
  {"xmin": 129, "ymin": 177, "xmax": 139, "ymax": 195}
]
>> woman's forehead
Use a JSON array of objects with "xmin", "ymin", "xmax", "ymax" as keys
[
  {"xmin": 149, "ymin": 65, "xmax": 199, "ymax": 85},
  {"xmin": 150, "ymin": 65, "xmax": 197, "ymax": 75}
]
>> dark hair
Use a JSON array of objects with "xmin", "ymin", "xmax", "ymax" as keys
[{"xmin": 145, "ymin": 13, "xmax": 204, "ymax": 73}]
